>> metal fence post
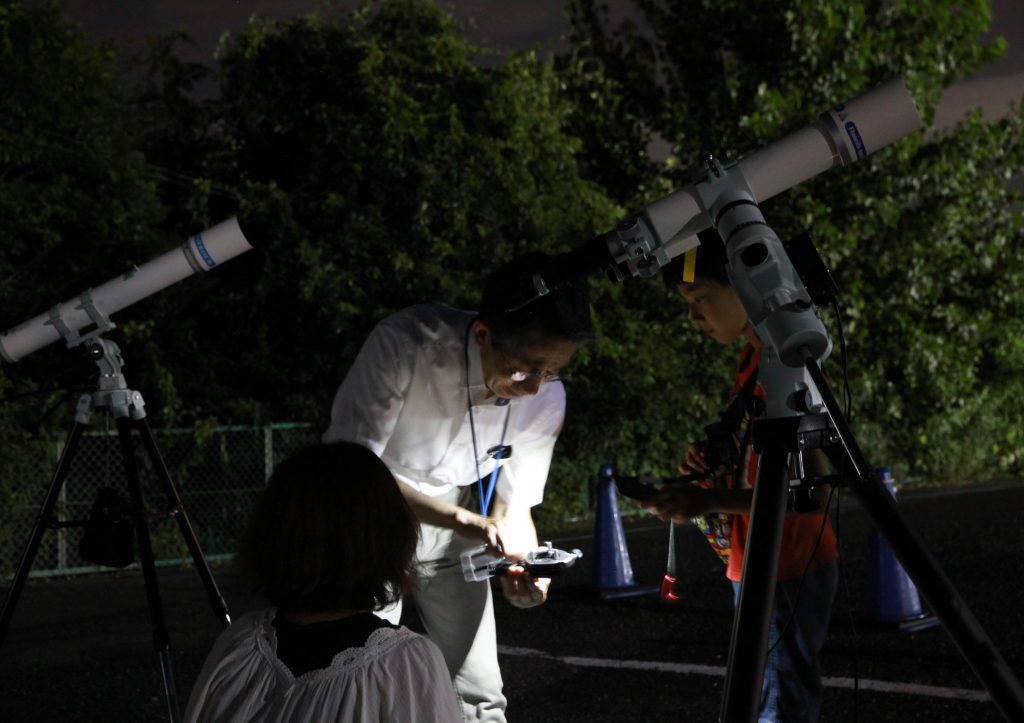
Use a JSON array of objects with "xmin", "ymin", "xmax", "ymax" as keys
[
  {"xmin": 56, "ymin": 441, "xmax": 67, "ymax": 575},
  {"xmin": 4, "ymin": 422, "xmax": 317, "ymax": 579},
  {"xmin": 263, "ymin": 426, "xmax": 273, "ymax": 483}
]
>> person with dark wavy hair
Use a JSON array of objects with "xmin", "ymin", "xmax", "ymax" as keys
[
  {"xmin": 183, "ymin": 442, "xmax": 461, "ymax": 723},
  {"xmin": 323, "ymin": 253, "xmax": 592, "ymax": 722}
]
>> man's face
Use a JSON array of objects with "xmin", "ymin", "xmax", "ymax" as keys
[
  {"xmin": 676, "ymin": 279, "xmax": 750, "ymax": 346},
  {"xmin": 473, "ymin": 322, "xmax": 579, "ymax": 400}
]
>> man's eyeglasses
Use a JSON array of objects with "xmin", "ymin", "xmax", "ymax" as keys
[{"xmin": 497, "ymin": 348, "xmax": 561, "ymax": 383}]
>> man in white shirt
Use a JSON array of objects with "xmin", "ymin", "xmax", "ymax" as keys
[{"xmin": 323, "ymin": 254, "xmax": 591, "ymax": 722}]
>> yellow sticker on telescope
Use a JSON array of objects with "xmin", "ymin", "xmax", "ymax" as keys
[{"xmin": 682, "ymin": 247, "xmax": 697, "ymax": 283}]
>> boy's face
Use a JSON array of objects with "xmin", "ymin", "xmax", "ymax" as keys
[{"xmin": 676, "ymin": 279, "xmax": 750, "ymax": 346}]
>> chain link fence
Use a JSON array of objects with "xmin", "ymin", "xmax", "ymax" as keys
[{"xmin": 1, "ymin": 423, "xmax": 320, "ymax": 579}]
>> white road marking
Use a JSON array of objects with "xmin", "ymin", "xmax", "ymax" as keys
[
  {"xmin": 542, "ymin": 491, "xmax": 1001, "ymax": 707},
  {"xmin": 498, "ymin": 645, "xmax": 992, "ymax": 703}
]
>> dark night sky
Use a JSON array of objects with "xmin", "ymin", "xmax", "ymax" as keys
[{"xmin": 63, "ymin": 0, "xmax": 1023, "ymax": 130}]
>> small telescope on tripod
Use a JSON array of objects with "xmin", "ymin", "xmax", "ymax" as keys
[{"xmin": 0, "ymin": 217, "xmax": 254, "ymax": 723}]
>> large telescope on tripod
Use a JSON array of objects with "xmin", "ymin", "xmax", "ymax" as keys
[
  {"xmin": 0, "ymin": 216, "xmax": 253, "ymax": 362},
  {"xmin": 515, "ymin": 78, "xmax": 1024, "ymax": 722}
]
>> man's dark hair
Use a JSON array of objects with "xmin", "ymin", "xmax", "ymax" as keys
[
  {"xmin": 660, "ymin": 227, "xmax": 731, "ymax": 289},
  {"xmin": 238, "ymin": 441, "xmax": 418, "ymax": 614},
  {"xmin": 478, "ymin": 252, "xmax": 594, "ymax": 350}
]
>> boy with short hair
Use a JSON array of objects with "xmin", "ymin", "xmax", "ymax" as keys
[{"xmin": 645, "ymin": 229, "xmax": 839, "ymax": 723}]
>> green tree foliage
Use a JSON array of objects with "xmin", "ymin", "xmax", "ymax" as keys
[
  {"xmin": 562, "ymin": 0, "xmax": 1024, "ymax": 488},
  {"xmin": 161, "ymin": 0, "xmax": 621, "ymax": 429},
  {"xmin": 0, "ymin": 0, "xmax": 166, "ymax": 563},
  {"xmin": 1, "ymin": 0, "xmax": 1019, "ymax": 548},
  {"xmin": 126, "ymin": 30, "xmax": 216, "ymax": 221},
  {"xmin": 0, "ymin": 0, "xmax": 164, "ymax": 337}
]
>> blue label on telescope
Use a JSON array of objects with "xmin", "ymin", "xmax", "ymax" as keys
[
  {"xmin": 844, "ymin": 120, "xmax": 867, "ymax": 159},
  {"xmin": 192, "ymin": 233, "xmax": 217, "ymax": 268}
]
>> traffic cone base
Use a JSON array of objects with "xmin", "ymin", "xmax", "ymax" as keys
[
  {"xmin": 592, "ymin": 464, "xmax": 658, "ymax": 599},
  {"xmin": 593, "ymin": 465, "xmax": 634, "ymax": 589},
  {"xmin": 869, "ymin": 467, "xmax": 940, "ymax": 633}
]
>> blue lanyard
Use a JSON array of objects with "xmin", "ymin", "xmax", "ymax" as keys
[
  {"xmin": 465, "ymin": 321, "xmax": 511, "ymax": 516},
  {"xmin": 470, "ymin": 402, "xmax": 510, "ymax": 515}
]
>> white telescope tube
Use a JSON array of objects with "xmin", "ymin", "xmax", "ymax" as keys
[
  {"xmin": 648, "ymin": 78, "xmax": 922, "ymax": 255},
  {"xmin": 0, "ymin": 217, "xmax": 253, "ymax": 363}
]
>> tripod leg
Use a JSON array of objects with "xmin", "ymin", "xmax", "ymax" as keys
[
  {"xmin": 134, "ymin": 418, "xmax": 231, "ymax": 628},
  {"xmin": 720, "ymin": 443, "xmax": 790, "ymax": 723},
  {"xmin": 0, "ymin": 422, "xmax": 86, "ymax": 647},
  {"xmin": 116, "ymin": 417, "xmax": 180, "ymax": 723},
  {"xmin": 805, "ymin": 358, "xmax": 1024, "ymax": 721}
]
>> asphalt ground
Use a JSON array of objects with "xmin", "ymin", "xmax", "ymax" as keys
[{"xmin": 2, "ymin": 482, "xmax": 1023, "ymax": 722}]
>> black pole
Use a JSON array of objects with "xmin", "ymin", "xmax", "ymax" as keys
[
  {"xmin": 116, "ymin": 416, "xmax": 180, "ymax": 723},
  {"xmin": 719, "ymin": 439, "xmax": 790, "ymax": 722},
  {"xmin": 803, "ymin": 356, "xmax": 1024, "ymax": 721},
  {"xmin": 0, "ymin": 421, "xmax": 86, "ymax": 646},
  {"xmin": 135, "ymin": 417, "xmax": 231, "ymax": 628}
]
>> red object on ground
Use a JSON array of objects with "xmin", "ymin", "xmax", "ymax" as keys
[{"xmin": 660, "ymin": 574, "xmax": 680, "ymax": 603}]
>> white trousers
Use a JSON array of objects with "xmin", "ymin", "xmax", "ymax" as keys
[{"xmin": 378, "ymin": 488, "xmax": 507, "ymax": 722}]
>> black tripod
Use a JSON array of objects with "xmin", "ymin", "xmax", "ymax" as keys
[
  {"xmin": 690, "ymin": 158, "xmax": 1024, "ymax": 722},
  {"xmin": 0, "ymin": 336, "xmax": 231, "ymax": 723},
  {"xmin": 721, "ymin": 356, "xmax": 1024, "ymax": 721}
]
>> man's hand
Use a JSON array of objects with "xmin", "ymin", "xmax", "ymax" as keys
[
  {"xmin": 499, "ymin": 567, "xmax": 550, "ymax": 609},
  {"xmin": 487, "ymin": 498, "xmax": 540, "ymax": 562},
  {"xmin": 452, "ymin": 507, "xmax": 504, "ymax": 554},
  {"xmin": 451, "ymin": 508, "xmax": 544, "ymax": 562},
  {"xmin": 486, "ymin": 498, "xmax": 552, "ymax": 607}
]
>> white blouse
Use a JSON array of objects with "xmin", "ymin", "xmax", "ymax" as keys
[{"xmin": 184, "ymin": 609, "xmax": 462, "ymax": 722}]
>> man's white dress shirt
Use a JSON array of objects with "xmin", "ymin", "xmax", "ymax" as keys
[{"xmin": 323, "ymin": 304, "xmax": 565, "ymax": 509}]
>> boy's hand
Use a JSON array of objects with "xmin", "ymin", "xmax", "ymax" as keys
[
  {"xmin": 679, "ymin": 441, "xmax": 709, "ymax": 476},
  {"xmin": 640, "ymin": 485, "xmax": 716, "ymax": 523}
]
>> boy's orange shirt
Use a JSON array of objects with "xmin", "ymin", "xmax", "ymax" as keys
[{"xmin": 724, "ymin": 344, "xmax": 840, "ymax": 583}]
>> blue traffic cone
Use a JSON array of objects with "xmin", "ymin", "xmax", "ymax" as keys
[
  {"xmin": 593, "ymin": 464, "xmax": 659, "ymax": 600},
  {"xmin": 869, "ymin": 467, "xmax": 939, "ymax": 633}
]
